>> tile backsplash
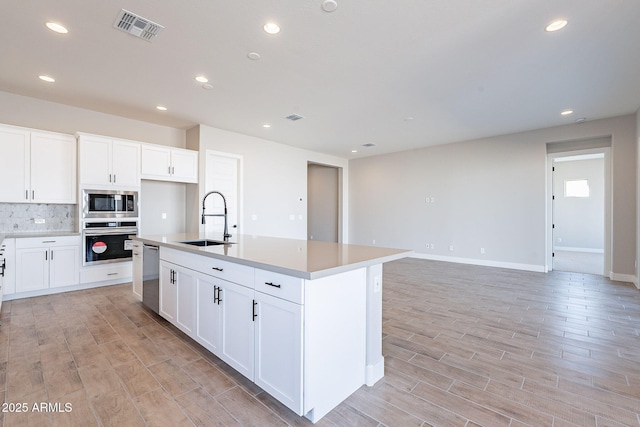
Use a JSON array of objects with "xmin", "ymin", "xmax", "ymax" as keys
[{"xmin": 0, "ymin": 203, "xmax": 77, "ymax": 233}]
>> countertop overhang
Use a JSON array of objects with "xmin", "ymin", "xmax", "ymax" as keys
[{"xmin": 132, "ymin": 233, "xmax": 412, "ymax": 280}]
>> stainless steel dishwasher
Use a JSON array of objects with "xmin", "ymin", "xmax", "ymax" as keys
[{"xmin": 141, "ymin": 244, "xmax": 160, "ymax": 314}]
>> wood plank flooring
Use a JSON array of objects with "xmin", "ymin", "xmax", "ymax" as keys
[{"xmin": 1, "ymin": 258, "xmax": 639, "ymax": 426}]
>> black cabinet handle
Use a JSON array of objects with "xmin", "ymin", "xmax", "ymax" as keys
[
  {"xmin": 212, "ymin": 267, "xmax": 223, "ymax": 272},
  {"xmin": 252, "ymin": 300, "xmax": 257, "ymax": 321},
  {"xmin": 265, "ymin": 282, "xmax": 281, "ymax": 288}
]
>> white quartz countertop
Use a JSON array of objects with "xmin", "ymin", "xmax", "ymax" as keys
[{"xmin": 132, "ymin": 233, "xmax": 412, "ymax": 280}]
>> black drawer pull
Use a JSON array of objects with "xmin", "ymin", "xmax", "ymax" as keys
[
  {"xmin": 265, "ymin": 282, "xmax": 281, "ymax": 288},
  {"xmin": 212, "ymin": 267, "xmax": 223, "ymax": 272}
]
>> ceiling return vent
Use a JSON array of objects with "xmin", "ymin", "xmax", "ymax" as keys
[
  {"xmin": 285, "ymin": 114, "xmax": 304, "ymax": 121},
  {"xmin": 113, "ymin": 9, "xmax": 164, "ymax": 42}
]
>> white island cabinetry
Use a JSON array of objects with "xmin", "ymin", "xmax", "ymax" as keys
[{"xmin": 137, "ymin": 235, "xmax": 411, "ymax": 423}]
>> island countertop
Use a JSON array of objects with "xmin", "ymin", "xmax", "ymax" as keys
[{"xmin": 132, "ymin": 233, "xmax": 412, "ymax": 280}]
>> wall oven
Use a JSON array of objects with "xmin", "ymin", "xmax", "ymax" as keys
[
  {"xmin": 83, "ymin": 189, "xmax": 138, "ymax": 219},
  {"xmin": 83, "ymin": 221, "xmax": 138, "ymax": 265}
]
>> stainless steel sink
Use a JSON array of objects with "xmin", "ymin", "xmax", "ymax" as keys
[{"xmin": 179, "ymin": 239, "xmax": 233, "ymax": 247}]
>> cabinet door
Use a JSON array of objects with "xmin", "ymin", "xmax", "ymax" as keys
[
  {"xmin": 196, "ymin": 276, "xmax": 222, "ymax": 354},
  {"xmin": 111, "ymin": 140, "xmax": 140, "ymax": 187},
  {"xmin": 176, "ymin": 267, "xmax": 197, "ymax": 335},
  {"xmin": 16, "ymin": 248, "xmax": 49, "ymax": 292},
  {"xmin": 170, "ymin": 149, "xmax": 198, "ymax": 183},
  {"xmin": 49, "ymin": 246, "xmax": 79, "ymax": 288},
  {"xmin": 0, "ymin": 126, "xmax": 30, "ymax": 203},
  {"xmin": 254, "ymin": 292, "xmax": 303, "ymax": 415},
  {"xmin": 79, "ymin": 136, "xmax": 112, "ymax": 186},
  {"xmin": 30, "ymin": 132, "xmax": 76, "ymax": 204},
  {"xmin": 159, "ymin": 262, "xmax": 177, "ymax": 322},
  {"xmin": 141, "ymin": 145, "xmax": 171, "ymax": 179},
  {"xmin": 220, "ymin": 281, "xmax": 255, "ymax": 380}
]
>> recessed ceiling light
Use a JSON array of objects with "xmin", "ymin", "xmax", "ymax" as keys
[
  {"xmin": 575, "ymin": 117, "xmax": 587, "ymax": 124},
  {"xmin": 262, "ymin": 123, "xmax": 271, "ymax": 128},
  {"xmin": 351, "ymin": 150, "xmax": 358, "ymax": 153},
  {"xmin": 247, "ymin": 52, "xmax": 261, "ymax": 60},
  {"xmin": 561, "ymin": 109, "xmax": 574, "ymax": 116},
  {"xmin": 202, "ymin": 83, "xmax": 213, "ymax": 90},
  {"xmin": 263, "ymin": 22, "xmax": 280, "ymax": 34},
  {"xmin": 156, "ymin": 105, "xmax": 167, "ymax": 111},
  {"xmin": 38, "ymin": 75, "xmax": 55, "ymax": 83},
  {"xmin": 322, "ymin": 0, "xmax": 338, "ymax": 12},
  {"xmin": 545, "ymin": 19, "xmax": 568, "ymax": 32},
  {"xmin": 45, "ymin": 22, "xmax": 68, "ymax": 34},
  {"xmin": 195, "ymin": 76, "xmax": 208, "ymax": 83}
]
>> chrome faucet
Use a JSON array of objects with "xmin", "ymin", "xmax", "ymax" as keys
[{"xmin": 201, "ymin": 191, "xmax": 231, "ymax": 240}]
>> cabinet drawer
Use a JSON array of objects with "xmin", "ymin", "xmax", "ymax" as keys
[
  {"xmin": 161, "ymin": 247, "xmax": 254, "ymax": 287},
  {"xmin": 15, "ymin": 235, "xmax": 80, "ymax": 249},
  {"xmin": 80, "ymin": 262, "xmax": 132, "ymax": 284},
  {"xmin": 255, "ymin": 269, "xmax": 304, "ymax": 304}
]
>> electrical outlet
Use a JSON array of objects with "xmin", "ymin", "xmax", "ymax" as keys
[
  {"xmin": 449, "ymin": 245, "xmax": 454, "ymax": 251},
  {"xmin": 480, "ymin": 247, "xmax": 485, "ymax": 254},
  {"xmin": 161, "ymin": 213, "xmax": 167, "ymax": 219},
  {"xmin": 34, "ymin": 218, "xmax": 45, "ymax": 224},
  {"xmin": 430, "ymin": 243, "xmax": 434, "ymax": 249},
  {"xmin": 372, "ymin": 239, "xmax": 376, "ymax": 245}
]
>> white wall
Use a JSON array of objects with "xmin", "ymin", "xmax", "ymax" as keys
[
  {"xmin": 185, "ymin": 125, "xmax": 349, "ymax": 240},
  {"xmin": 349, "ymin": 114, "xmax": 637, "ymax": 277},
  {"xmin": 0, "ymin": 91, "xmax": 185, "ymax": 147}
]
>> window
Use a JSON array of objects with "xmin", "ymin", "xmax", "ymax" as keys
[{"xmin": 565, "ymin": 179, "xmax": 590, "ymax": 198}]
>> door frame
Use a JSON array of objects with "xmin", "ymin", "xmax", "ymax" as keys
[
  {"xmin": 307, "ymin": 162, "xmax": 342, "ymax": 243},
  {"xmin": 546, "ymin": 147, "xmax": 611, "ymax": 275}
]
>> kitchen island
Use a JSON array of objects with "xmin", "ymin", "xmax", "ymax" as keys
[{"xmin": 131, "ymin": 232, "xmax": 411, "ymax": 423}]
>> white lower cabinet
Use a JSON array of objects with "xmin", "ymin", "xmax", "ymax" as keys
[
  {"xmin": 196, "ymin": 276, "xmax": 222, "ymax": 353},
  {"xmin": 220, "ymin": 279, "xmax": 255, "ymax": 379},
  {"xmin": 156, "ymin": 247, "xmax": 366, "ymax": 422},
  {"xmin": 254, "ymin": 291, "xmax": 303, "ymax": 414},
  {"xmin": 15, "ymin": 236, "xmax": 80, "ymax": 293},
  {"xmin": 159, "ymin": 261, "xmax": 177, "ymax": 322},
  {"xmin": 160, "ymin": 260, "xmax": 197, "ymax": 335}
]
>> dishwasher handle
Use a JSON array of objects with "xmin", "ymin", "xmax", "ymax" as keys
[{"xmin": 143, "ymin": 244, "xmax": 159, "ymax": 251}]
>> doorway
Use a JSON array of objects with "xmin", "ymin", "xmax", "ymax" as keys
[
  {"xmin": 547, "ymin": 147, "xmax": 610, "ymax": 275},
  {"xmin": 204, "ymin": 150, "xmax": 242, "ymax": 235},
  {"xmin": 307, "ymin": 163, "xmax": 341, "ymax": 242}
]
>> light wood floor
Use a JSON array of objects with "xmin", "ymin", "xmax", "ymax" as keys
[{"xmin": 1, "ymin": 258, "xmax": 639, "ymax": 426}]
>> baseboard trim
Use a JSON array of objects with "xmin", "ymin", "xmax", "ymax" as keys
[
  {"xmin": 554, "ymin": 246, "xmax": 604, "ymax": 254},
  {"xmin": 609, "ymin": 272, "xmax": 637, "ymax": 285},
  {"xmin": 410, "ymin": 253, "xmax": 546, "ymax": 273},
  {"xmin": 3, "ymin": 279, "xmax": 130, "ymax": 301}
]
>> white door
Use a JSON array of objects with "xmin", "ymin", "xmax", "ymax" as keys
[{"xmin": 204, "ymin": 151, "xmax": 241, "ymax": 235}]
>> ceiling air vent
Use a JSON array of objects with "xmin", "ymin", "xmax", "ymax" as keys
[
  {"xmin": 113, "ymin": 9, "xmax": 164, "ymax": 42},
  {"xmin": 285, "ymin": 114, "xmax": 304, "ymax": 121}
]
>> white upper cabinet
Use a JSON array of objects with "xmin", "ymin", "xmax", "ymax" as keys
[
  {"xmin": 141, "ymin": 144, "xmax": 198, "ymax": 183},
  {"xmin": 78, "ymin": 133, "xmax": 140, "ymax": 188},
  {"xmin": 31, "ymin": 132, "xmax": 77, "ymax": 203},
  {"xmin": 0, "ymin": 124, "xmax": 76, "ymax": 204}
]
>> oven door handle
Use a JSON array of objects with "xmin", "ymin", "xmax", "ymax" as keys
[{"xmin": 84, "ymin": 228, "xmax": 138, "ymax": 236}]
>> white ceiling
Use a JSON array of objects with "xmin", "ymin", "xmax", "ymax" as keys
[{"xmin": 1, "ymin": 1, "xmax": 639, "ymax": 158}]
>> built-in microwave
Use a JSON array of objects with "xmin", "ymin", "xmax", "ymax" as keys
[{"xmin": 83, "ymin": 189, "xmax": 138, "ymax": 219}]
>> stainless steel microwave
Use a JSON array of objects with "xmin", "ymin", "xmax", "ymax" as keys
[{"xmin": 83, "ymin": 189, "xmax": 138, "ymax": 219}]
